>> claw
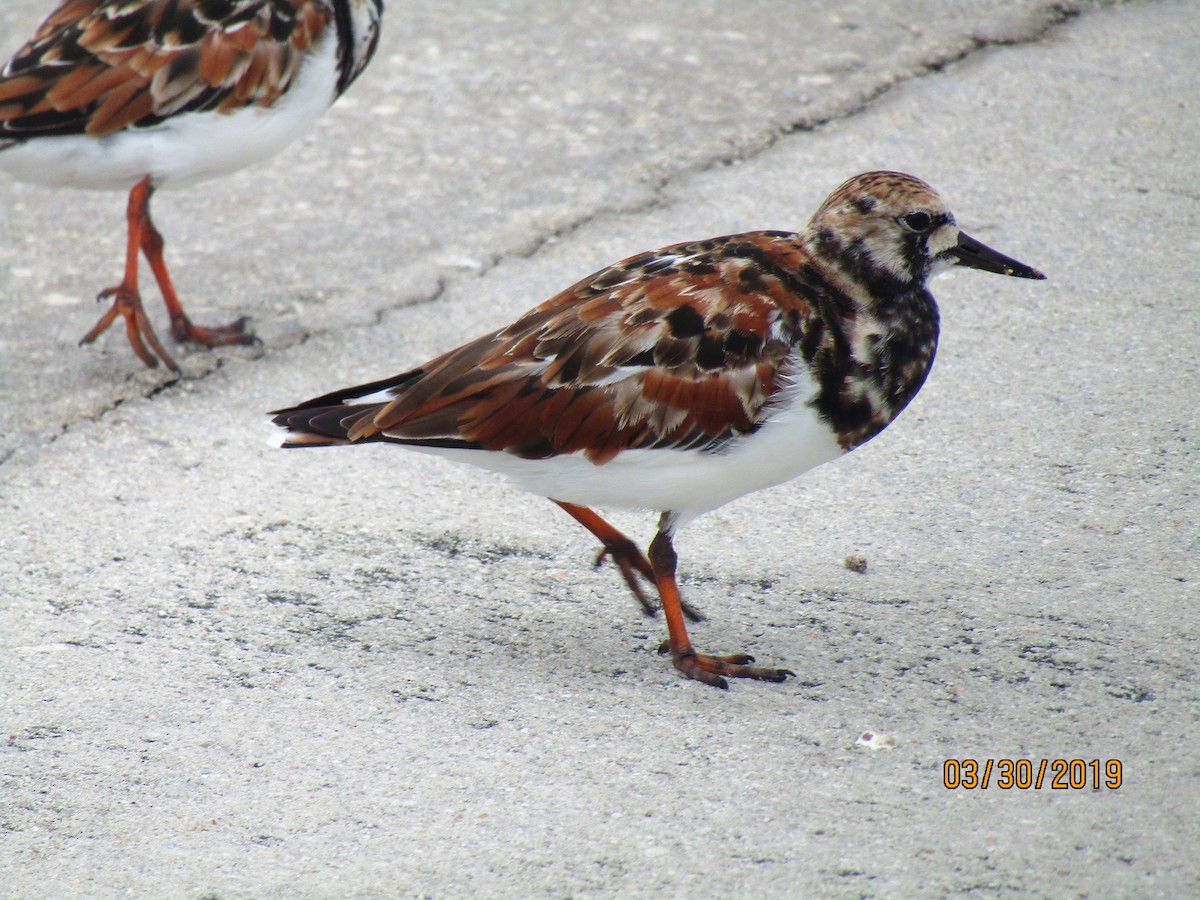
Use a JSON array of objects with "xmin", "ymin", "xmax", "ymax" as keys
[
  {"xmin": 670, "ymin": 647, "xmax": 795, "ymax": 689},
  {"xmin": 648, "ymin": 526, "xmax": 794, "ymax": 689},
  {"xmin": 81, "ymin": 283, "xmax": 180, "ymax": 372},
  {"xmin": 169, "ymin": 312, "xmax": 257, "ymax": 348}
]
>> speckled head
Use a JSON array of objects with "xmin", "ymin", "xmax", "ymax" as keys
[{"xmin": 808, "ymin": 170, "xmax": 1045, "ymax": 293}]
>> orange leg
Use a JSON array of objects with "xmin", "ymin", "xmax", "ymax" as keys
[
  {"xmin": 80, "ymin": 177, "xmax": 178, "ymax": 371},
  {"xmin": 555, "ymin": 500, "xmax": 701, "ymax": 622},
  {"xmin": 648, "ymin": 517, "xmax": 794, "ymax": 689},
  {"xmin": 79, "ymin": 176, "xmax": 255, "ymax": 371},
  {"xmin": 139, "ymin": 195, "xmax": 254, "ymax": 349}
]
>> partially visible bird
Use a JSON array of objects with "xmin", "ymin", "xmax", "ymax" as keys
[
  {"xmin": 0, "ymin": 0, "xmax": 383, "ymax": 372},
  {"xmin": 271, "ymin": 171, "xmax": 1046, "ymax": 689}
]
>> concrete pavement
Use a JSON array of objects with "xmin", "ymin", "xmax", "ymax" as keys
[{"xmin": 2, "ymin": 1, "xmax": 1197, "ymax": 896}]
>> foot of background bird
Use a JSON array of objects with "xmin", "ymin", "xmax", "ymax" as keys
[
  {"xmin": 169, "ymin": 314, "xmax": 257, "ymax": 348},
  {"xmin": 660, "ymin": 644, "xmax": 795, "ymax": 689},
  {"xmin": 81, "ymin": 285, "xmax": 180, "ymax": 372},
  {"xmin": 594, "ymin": 543, "xmax": 705, "ymax": 622}
]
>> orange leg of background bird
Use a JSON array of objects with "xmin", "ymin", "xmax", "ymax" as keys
[
  {"xmin": 79, "ymin": 176, "xmax": 255, "ymax": 372},
  {"xmin": 647, "ymin": 527, "xmax": 794, "ymax": 689},
  {"xmin": 79, "ymin": 177, "xmax": 178, "ymax": 370},
  {"xmin": 554, "ymin": 500, "xmax": 702, "ymax": 622},
  {"xmin": 138, "ymin": 190, "xmax": 254, "ymax": 349}
]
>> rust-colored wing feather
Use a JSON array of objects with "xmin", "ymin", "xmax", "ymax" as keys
[
  {"xmin": 0, "ymin": 0, "xmax": 332, "ymax": 140},
  {"xmin": 274, "ymin": 232, "xmax": 827, "ymax": 466}
]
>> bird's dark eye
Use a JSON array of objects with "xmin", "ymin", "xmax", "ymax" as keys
[{"xmin": 900, "ymin": 211, "xmax": 932, "ymax": 233}]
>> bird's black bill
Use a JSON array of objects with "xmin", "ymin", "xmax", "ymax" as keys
[{"xmin": 953, "ymin": 231, "xmax": 1046, "ymax": 280}]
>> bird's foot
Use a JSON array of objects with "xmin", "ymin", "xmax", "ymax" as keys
[
  {"xmin": 82, "ymin": 283, "xmax": 180, "ymax": 373},
  {"xmin": 658, "ymin": 643, "xmax": 795, "ymax": 690},
  {"xmin": 170, "ymin": 313, "xmax": 257, "ymax": 348},
  {"xmin": 595, "ymin": 541, "xmax": 704, "ymax": 622}
]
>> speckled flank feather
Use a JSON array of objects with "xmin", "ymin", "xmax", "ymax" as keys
[{"xmin": 271, "ymin": 171, "xmax": 1046, "ymax": 688}]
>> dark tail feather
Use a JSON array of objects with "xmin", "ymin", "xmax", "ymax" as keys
[
  {"xmin": 270, "ymin": 369, "xmax": 424, "ymax": 448},
  {"xmin": 271, "ymin": 404, "xmax": 383, "ymax": 447},
  {"xmin": 270, "ymin": 369, "xmax": 424, "ymax": 414}
]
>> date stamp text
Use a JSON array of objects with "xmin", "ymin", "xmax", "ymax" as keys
[{"xmin": 943, "ymin": 758, "xmax": 1123, "ymax": 790}]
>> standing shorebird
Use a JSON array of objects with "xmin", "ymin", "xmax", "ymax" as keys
[
  {"xmin": 272, "ymin": 171, "xmax": 1046, "ymax": 689},
  {"xmin": 0, "ymin": 0, "xmax": 383, "ymax": 372}
]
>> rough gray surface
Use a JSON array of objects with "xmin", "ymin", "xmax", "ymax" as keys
[{"xmin": 2, "ymin": 1, "xmax": 1198, "ymax": 897}]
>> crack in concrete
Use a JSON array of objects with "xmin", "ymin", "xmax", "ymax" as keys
[{"xmin": 378, "ymin": 4, "xmax": 1086, "ymax": 294}]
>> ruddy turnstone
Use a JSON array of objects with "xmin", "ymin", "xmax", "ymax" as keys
[
  {"xmin": 271, "ymin": 171, "xmax": 1045, "ymax": 689},
  {"xmin": 0, "ymin": 0, "xmax": 383, "ymax": 372}
]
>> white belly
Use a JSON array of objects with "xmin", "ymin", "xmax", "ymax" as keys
[
  {"xmin": 0, "ymin": 36, "xmax": 338, "ymax": 191},
  {"xmin": 418, "ymin": 377, "xmax": 845, "ymax": 524}
]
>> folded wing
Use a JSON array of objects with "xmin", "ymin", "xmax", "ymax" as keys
[{"xmin": 273, "ymin": 232, "xmax": 824, "ymax": 465}]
